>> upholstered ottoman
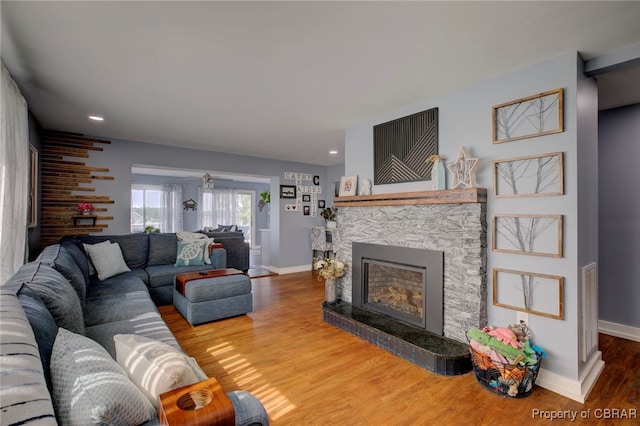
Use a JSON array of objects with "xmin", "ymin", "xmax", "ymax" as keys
[{"xmin": 173, "ymin": 269, "xmax": 252, "ymax": 326}]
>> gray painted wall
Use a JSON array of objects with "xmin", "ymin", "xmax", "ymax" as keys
[
  {"xmin": 345, "ymin": 52, "xmax": 596, "ymax": 382},
  {"xmin": 326, "ymin": 163, "xmax": 345, "ymax": 208},
  {"xmin": 83, "ymin": 138, "xmax": 329, "ymax": 270},
  {"xmin": 598, "ymin": 103, "xmax": 640, "ymax": 328}
]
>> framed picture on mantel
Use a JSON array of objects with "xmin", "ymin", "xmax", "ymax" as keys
[{"xmin": 339, "ymin": 175, "xmax": 358, "ymax": 196}]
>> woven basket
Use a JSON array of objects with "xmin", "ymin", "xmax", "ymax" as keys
[{"xmin": 468, "ymin": 343, "xmax": 541, "ymax": 398}]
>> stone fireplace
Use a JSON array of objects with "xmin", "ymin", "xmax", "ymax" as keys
[{"xmin": 321, "ymin": 189, "xmax": 487, "ymax": 375}]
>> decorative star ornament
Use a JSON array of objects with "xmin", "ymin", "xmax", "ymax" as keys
[{"xmin": 447, "ymin": 147, "xmax": 479, "ymax": 189}]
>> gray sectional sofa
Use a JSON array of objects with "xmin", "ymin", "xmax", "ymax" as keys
[
  {"xmin": 0, "ymin": 236, "xmax": 269, "ymax": 426},
  {"xmin": 197, "ymin": 230, "xmax": 250, "ymax": 272},
  {"xmin": 69, "ymin": 232, "xmax": 228, "ymax": 306}
]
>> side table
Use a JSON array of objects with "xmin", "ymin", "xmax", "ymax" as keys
[{"xmin": 158, "ymin": 377, "xmax": 235, "ymax": 426}]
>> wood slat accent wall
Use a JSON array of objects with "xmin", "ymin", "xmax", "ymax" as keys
[{"xmin": 40, "ymin": 130, "xmax": 114, "ymax": 248}]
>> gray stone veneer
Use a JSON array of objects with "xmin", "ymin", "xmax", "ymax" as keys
[{"xmin": 334, "ymin": 203, "xmax": 487, "ymax": 342}]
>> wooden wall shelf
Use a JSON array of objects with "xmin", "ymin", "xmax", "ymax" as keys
[{"xmin": 334, "ymin": 188, "xmax": 487, "ymax": 207}]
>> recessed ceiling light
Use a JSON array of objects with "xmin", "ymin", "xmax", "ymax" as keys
[
  {"xmin": 88, "ymin": 115, "xmax": 104, "ymax": 121},
  {"xmin": 329, "ymin": 150, "xmax": 338, "ymax": 155}
]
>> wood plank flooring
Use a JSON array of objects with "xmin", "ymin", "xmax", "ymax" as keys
[{"xmin": 159, "ymin": 272, "xmax": 639, "ymax": 425}]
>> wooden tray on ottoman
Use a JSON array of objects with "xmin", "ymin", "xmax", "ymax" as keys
[{"xmin": 175, "ymin": 268, "xmax": 245, "ymax": 296}]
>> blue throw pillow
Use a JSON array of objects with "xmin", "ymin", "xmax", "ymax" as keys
[{"xmin": 175, "ymin": 240, "xmax": 207, "ymax": 267}]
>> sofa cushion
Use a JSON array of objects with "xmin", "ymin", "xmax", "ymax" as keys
[
  {"xmin": 85, "ymin": 312, "xmax": 181, "ymax": 359},
  {"xmin": 78, "ymin": 233, "xmax": 149, "ymax": 269},
  {"xmin": 37, "ymin": 244, "xmax": 87, "ymax": 306},
  {"xmin": 51, "ymin": 328, "xmax": 156, "ymax": 426},
  {"xmin": 90, "ymin": 267, "xmax": 149, "ymax": 286},
  {"xmin": 85, "ymin": 242, "xmax": 131, "ymax": 281},
  {"xmin": 17, "ymin": 284, "xmax": 58, "ymax": 391},
  {"xmin": 148, "ymin": 232, "xmax": 178, "ymax": 265},
  {"xmin": 0, "ymin": 289, "xmax": 57, "ymax": 426},
  {"xmin": 11, "ymin": 262, "xmax": 85, "ymax": 336},
  {"xmin": 84, "ymin": 290, "xmax": 159, "ymax": 327},
  {"xmin": 146, "ymin": 264, "xmax": 213, "ymax": 289},
  {"xmin": 86, "ymin": 273, "xmax": 148, "ymax": 298},
  {"xmin": 180, "ymin": 273, "xmax": 251, "ymax": 303},
  {"xmin": 114, "ymin": 334, "xmax": 201, "ymax": 407},
  {"xmin": 175, "ymin": 239, "xmax": 207, "ymax": 266},
  {"xmin": 60, "ymin": 237, "xmax": 91, "ymax": 286}
]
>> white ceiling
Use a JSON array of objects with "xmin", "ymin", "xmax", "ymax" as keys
[{"xmin": 2, "ymin": 1, "xmax": 639, "ymax": 166}]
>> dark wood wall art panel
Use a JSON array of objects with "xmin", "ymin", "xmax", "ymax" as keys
[
  {"xmin": 40, "ymin": 130, "xmax": 114, "ymax": 248},
  {"xmin": 373, "ymin": 107, "xmax": 438, "ymax": 185}
]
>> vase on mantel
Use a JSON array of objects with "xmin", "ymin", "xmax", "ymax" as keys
[
  {"xmin": 325, "ymin": 279, "xmax": 337, "ymax": 304},
  {"xmin": 82, "ymin": 210, "xmax": 92, "ymax": 216},
  {"xmin": 431, "ymin": 158, "xmax": 446, "ymax": 190}
]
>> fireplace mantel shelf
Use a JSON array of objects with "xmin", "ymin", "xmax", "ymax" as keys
[{"xmin": 334, "ymin": 188, "xmax": 486, "ymax": 207}]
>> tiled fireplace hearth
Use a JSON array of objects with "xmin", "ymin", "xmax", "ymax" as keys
[{"xmin": 323, "ymin": 189, "xmax": 487, "ymax": 375}]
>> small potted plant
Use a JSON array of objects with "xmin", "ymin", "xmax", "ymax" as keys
[
  {"xmin": 77, "ymin": 202, "xmax": 95, "ymax": 216},
  {"xmin": 258, "ymin": 191, "xmax": 270, "ymax": 212},
  {"xmin": 321, "ymin": 207, "xmax": 336, "ymax": 229}
]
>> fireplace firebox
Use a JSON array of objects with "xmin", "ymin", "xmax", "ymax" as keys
[{"xmin": 352, "ymin": 242, "xmax": 443, "ymax": 335}]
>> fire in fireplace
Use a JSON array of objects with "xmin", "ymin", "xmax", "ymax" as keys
[{"xmin": 352, "ymin": 242, "xmax": 443, "ymax": 335}]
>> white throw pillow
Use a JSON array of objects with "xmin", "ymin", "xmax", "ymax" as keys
[
  {"xmin": 114, "ymin": 334, "xmax": 204, "ymax": 407},
  {"xmin": 202, "ymin": 237, "xmax": 215, "ymax": 264},
  {"xmin": 51, "ymin": 328, "xmax": 155, "ymax": 426},
  {"xmin": 83, "ymin": 240, "xmax": 110, "ymax": 275},
  {"xmin": 84, "ymin": 242, "xmax": 131, "ymax": 280},
  {"xmin": 176, "ymin": 231, "xmax": 206, "ymax": 241}
]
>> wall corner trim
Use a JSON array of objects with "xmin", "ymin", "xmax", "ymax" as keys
[{"xmin": 535, "ymin": 352, "xmax": 604, "ymax": 403}]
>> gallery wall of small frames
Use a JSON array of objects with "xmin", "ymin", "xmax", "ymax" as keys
[{"xmin": 281, "ymin": 172, "xmax": 324, "ymax": 216}]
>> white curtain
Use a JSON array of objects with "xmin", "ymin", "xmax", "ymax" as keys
[
  {"xmin": 197, "ymin": 187, "xmax": 238, "ymax": 230},
  {"xmin": 0, "ymin": 63, "xmax": 29, "ymax": 284},
  {"xmin": 197, "ymin": 187, "xmax": 215, "ymax": 230},
  {"xmin": 160, "ymin": 183, "xmax": 183, "ymax": 233}
]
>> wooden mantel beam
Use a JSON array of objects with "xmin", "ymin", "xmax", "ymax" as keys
[{"xmin": 334, "ymin": 188, "xmax": 486, "ymax": 207}]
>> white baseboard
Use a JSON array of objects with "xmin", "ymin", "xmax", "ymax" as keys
[
  {"xmin": 535, "ymin": 350, "xmax": 605, "ymax": 403},
  {"xmin": 265, "ymin": 264, "xmax": 310, "ymax": 275},
  {"xmin": 599, "ymin": 320, "xmax": 640, "ymax": 342}
]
